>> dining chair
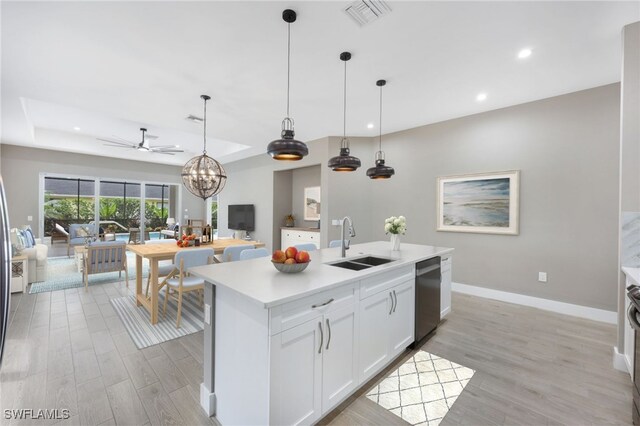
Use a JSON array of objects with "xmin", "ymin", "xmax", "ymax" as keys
[
  {"xmin": 329, "ymin": 240, "xmax": 343, "ymax": 248},
  {"xmin": 239, "ymin": 248, "xmax": 270, "ymax": 261},
  {"xmin": 294, "ymin": 243, "xmax": 317, "ymax": 252},
  {"xmin": 143, "ymin": 239, "xmax": 178, "ymax": 296},
  {"xmin": 83, "ymin": 241, "xmax": 127, "ymax": 291},
  {"xmin": 161, "ymin": 247, "xmax": 214, "ymax": 328},
  {"xmin": 221, "ymin": 244, "xmax": 255, "ymax": 262}
]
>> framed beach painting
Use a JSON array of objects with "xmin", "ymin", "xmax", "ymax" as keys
[
  {"xmin": 437, "ymin": 170, "xmax": 520, "ymax": 235},
  {"xmin": 304, "ymin": 186, "xmax": 321, "ymax": 221}
]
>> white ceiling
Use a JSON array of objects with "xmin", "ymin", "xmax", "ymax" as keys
[{"xmin": 2, "ymin": 1, "xmax": 639, "ymax": 166}]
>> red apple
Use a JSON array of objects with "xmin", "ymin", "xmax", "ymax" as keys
[
  {"xmin": 295, "ymin": 251, "xmax": 310, "ymax": 263},
  {"xmin": 284, "ymin": 258, "xmax": 296, "ymax": 265},
  {"xmin": 272, "ymin": 250, "xmax": 287, "ymax": 263},
  {"xmin": 285, "ymin": 246, "xmax": 298, "ymax": 259}
]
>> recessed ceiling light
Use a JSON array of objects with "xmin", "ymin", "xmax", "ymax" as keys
[
  {"xmin": 367, "ymin": 123, "xmax": 374, "ymax": 129},
  {"xmin": 518, "ymin": 48, "xmax": 532, "ymax": 59},
  {"xmin": 73, "ymin": 126, "xmax": 81, "ymax": 131},
  {"xmin": 175, "ymin": 145, "xmax": 180, "ymax": 148},
  {"xmin": 476, "ymin": 93, "xmax": 487, "ymax": 102}
]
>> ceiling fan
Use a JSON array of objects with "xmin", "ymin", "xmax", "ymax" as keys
[{"xmin": 98, "ymin": 128, "xmax": 184, "ymax": 155}]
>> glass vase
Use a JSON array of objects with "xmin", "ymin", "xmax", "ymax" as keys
[{"xmin": 390, "ymin": 234, "xmax": 401, "ymax": 251}]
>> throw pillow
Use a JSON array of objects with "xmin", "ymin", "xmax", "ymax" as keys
[
  {"xmin": 18, "ymin": 230, "xmax": 32, "ymax": 248},
  {"xmin": 22, "ymin": 226, "xmax": 36, "ymax": 246},
  {"xmin": 76, "ymin": 227, "xmax": 89, "ymax": 237}
]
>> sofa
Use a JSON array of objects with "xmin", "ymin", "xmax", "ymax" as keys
[{"xmin": 10, "ymin": 227, "xmax": 48, "ymax": 283}]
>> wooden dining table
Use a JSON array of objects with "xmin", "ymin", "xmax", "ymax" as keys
[{"xmin": 127, "ymin": 239, "xmax": 265, "ymax": 324}]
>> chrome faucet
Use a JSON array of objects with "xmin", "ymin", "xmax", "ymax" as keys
[{"xmin": 340, "ymin": 216, "xmax": 356, "ymax": 258}]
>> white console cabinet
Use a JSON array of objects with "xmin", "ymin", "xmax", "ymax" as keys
[{"xmin": 281, "ymin": 228, "xmax": 320, "ymax": 250}]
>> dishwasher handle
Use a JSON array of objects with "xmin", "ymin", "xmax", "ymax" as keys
[{"xmin": 416, "ymin": 264, "xmax": 440, "ymax": 276}]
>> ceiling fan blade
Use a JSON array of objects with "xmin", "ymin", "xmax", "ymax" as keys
[
  {"xmin": 151, "ymin": 148, "xmax": 184, "ymax": 153},
  {"xmin": 97, "ymin": 138, "xmax": 135, "ymax": 147},
  {"xmin": 103, "ymin": 144, "xmax": 135, "ymax": 149},
  {"xmin": 145, "ymin": 134, "xmax": 159, "ymax": 140},
  {"xmin": 149, "ymin": 145, "xmax": 177, "ymax": 149},
  {"xmin": 155, "ymin": 152, "xmax": 175, "ymax": 155}
]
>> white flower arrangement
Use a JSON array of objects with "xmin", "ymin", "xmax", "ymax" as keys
[{"xmin": 384, "ymin": 215, "xmax": 406, "ymax": 235}]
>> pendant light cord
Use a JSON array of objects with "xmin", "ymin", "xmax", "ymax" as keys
[
  {"xmin": 286, "ymin": 21, "xmax": 291, "ymax": 119},
  {"xmin": 203, "ymin": 97, "xmax": 208, "ymax": 155},
  {"xmin": 343, "ymin": 59, "xmax": 347, "ymax": 140},
  {"xmin": 379, "ymin": 85, "xmax": 383, "ymax": 152}
]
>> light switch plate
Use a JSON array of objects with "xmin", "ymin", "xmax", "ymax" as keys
[
  {"xmin": 27, "ymin": 216, "xmax": 33, "ymax": 222},
  {"xmin": 332, "ymin": 219, "xmax": 340, "ymax": 226},
  {"xmin": 538, "ymin": 272, "xmax": 548, "ymax": 283},
  {"xmin": 204, "ymin": 304, "xmax": 211, "ymax": 325}
]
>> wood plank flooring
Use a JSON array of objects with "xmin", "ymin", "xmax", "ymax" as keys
[
  {"xmin": 324, "ymin": 292, "xmax": 633, "ymax": 426},
  {"xmin": 0, "ymin": 281, "xmax": 218, "ymax": 426},
  {"xmin": 0, "ymin": 281, "xmax": 632, "ymax": 425}
]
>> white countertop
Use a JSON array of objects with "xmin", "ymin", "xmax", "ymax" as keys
[
  {"xmin": 189, "ymin": 241, "xmax": 453, "ymax": 308},
  {"xmin": 623, "ymin": 267, "xmax": 640, "ymax": 287}
]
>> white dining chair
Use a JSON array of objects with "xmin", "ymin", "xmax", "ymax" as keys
[
  {"xmin": 221, "ymin": 244, "xmax": 255, "ymax": 262},
  {"xmin": 239, "ymin": 248, "xmax": 270, "ymax": 261},
  {"xmin": 329, "ymin": 240, "xmax": 343, "ymax": 248},
  {"xmin": 294, "ymin": 243, "xmax": 317, "ymax": 252}
]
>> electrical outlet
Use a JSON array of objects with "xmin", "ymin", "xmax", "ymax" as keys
[
  {"xmin": 204, "ymin": 304, "xmax": 211, "ymax": 325},
  {"xmin": 538, "ymin": 272, "xmax": 548, "ymax": 283}
]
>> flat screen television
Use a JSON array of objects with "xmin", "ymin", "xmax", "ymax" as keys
[{"xmin": 228, "ymin": 204, "xmax": 255, "ymax": 231}]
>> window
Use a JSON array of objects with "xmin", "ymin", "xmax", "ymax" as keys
[
  {"xmin": 43, "ymin": 177, "xmax": 95, "ymax": 237},
  {"xmin": 99, "ymin": 181, "xmax": 141, "ymax": 234}
]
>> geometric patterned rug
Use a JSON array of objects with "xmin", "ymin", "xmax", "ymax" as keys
[
  {"xmin": 110, "ymin": 289, "xmax": 204, "ymax": 349},
  {"xmin": 29, "ymin": 253, "xmax": 149, "ymax": 294},
  {"xmin": 366, "ymin": 351, "xmax": 474, "ymax": 426}
]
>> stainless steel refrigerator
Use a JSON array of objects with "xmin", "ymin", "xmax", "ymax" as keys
[{"xmin": 0, "ymin": 176, "xmax": 11, "ymax": 366}]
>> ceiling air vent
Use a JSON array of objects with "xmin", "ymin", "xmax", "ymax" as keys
[
  {"xmin": 344, "ymin": 0, "xmax": 391, "ymax": 26},
  {"xmin": 186, "ymin": 114, "xmax": 203, "ymax": 124}
]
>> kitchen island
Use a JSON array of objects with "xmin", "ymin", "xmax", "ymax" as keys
[{"xmin": 189, "ymin": 241, "xmax": 454, "ymax": 425}]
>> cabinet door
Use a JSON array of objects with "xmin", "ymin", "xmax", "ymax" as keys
[
  {"xmin": 358, "ymin": 289, "xmax": 392, "ymax": 382},
  {"xmin": 389, "ymin": 280, "xmax": 415, "ymax": 355},
  {"xmin": 281, "ymin": 230, "xmax": 294, "ymax": 251},
  {"xmin": 270, "ymin": 318, "xmax": 323, "ymax": 426},
  {"xmin": 322, "ymin": 305, "xmax": 357, "ymax": 412},
  {"xmin": 441, "ymin": 257, "xmax": 452, "ymax": 319}
]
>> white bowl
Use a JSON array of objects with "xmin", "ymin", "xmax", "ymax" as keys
[{"xmin": 272, "ymin": 260, "xmax": 310, "ymax": 273}]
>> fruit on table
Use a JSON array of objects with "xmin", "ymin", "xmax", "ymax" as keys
[
  {"xmin": 295, "ymin": 251, "xmax": 310, "ymax": 263},
  {"xmin": 272, "ymin": 250, "xmax": 287, "ymax": 263},
  {"xmin": 284, "ymin": 258, "xmax": 296, "ymax": 265},
  {"xmin": 285, "ymin": 246, "xmax": 298, "ymax": 259}
]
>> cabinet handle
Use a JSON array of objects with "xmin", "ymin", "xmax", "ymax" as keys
[
  {"xmin": 392, "ymin": 290, "xmax": 398, "ymax": 313},
  {"xmin": 318, "ymin": 321, "xmax": 323, "ymax": 354},
  {"xmin": 312, "ymin": 298, "xmax": 334, "ymax": 309},
  {"xmin": 389, "ymin": 292, "xmax": 393, "ymax": 315},
  {"xmin": 325, "ymin": 319, "xmax": 331, "ymax": 350}
]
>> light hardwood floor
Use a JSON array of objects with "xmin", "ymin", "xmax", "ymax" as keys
[
  {"xmin": 324, "ymin": 293, "xmax": 633, "ymax": 426},
  {"xmin": 0, "ymin": 283, "xmax": 632, "ymax": 425}
]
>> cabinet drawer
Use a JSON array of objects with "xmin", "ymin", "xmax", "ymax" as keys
[
  {"xmin": 270, "ymin": 283, "xmax": 357, "ymax": 335},
  {"xmin": 360, "ymin": 265, "xmax": 415, "ymax": 300}
]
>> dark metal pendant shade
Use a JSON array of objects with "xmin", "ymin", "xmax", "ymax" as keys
[
  {"xmin": 366, "ymin": 151, "xmax": 395, "ymax": 179},
  {"xmin": 181, "ymin": 154, "xmax": 227, "ymax": 199},
  {"xmin": 181, "ymin": 94, "xmax": 227, "ymax": 200},
  {"xmin": 329, "ymin": 51, "xmax": 360, "ymax": 172},
  {"xmin": 269, "ymin": 9, "xmax": 309, "ymax": 161}
]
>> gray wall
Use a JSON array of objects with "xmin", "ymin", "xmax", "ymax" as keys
[
  {"xmin": 291, "ymin": 165, "xmax": 321, "ymax": 227},
  {"xmin": 221, "ymin": 84, "xmax": 620, "ymax": 311},
  {"xmin": 0, "ymin": 144, "xmax": 204, "ymax": 235},
  {"xmin": 273, "ymin": 169, "xmax": 293, "ymax": 251},
  {"xmin": 618, "ymin": 22, "xmax": 640, "ymax": 348},
  {"xmin": 369, "ymin": 84, "xmax": 620, "ymax": 311}
]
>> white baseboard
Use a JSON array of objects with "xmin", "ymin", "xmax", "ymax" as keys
[
  {"xmin": 200, "ymin": 383, "xmax": 216, "ymax": 417},
  {"xmin": 440, "ymin": 306, "xmax": 451, "ymax": 319},
  {"xmin": 613, "ymin": 346, "xmax": 632, "ymax": 375},
  {"xmin": 452, "ymin": 282, "xmax": 617, "ymax": 324}
]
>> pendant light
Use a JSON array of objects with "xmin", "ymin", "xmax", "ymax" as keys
[
  {"xmin": 366, "ymin": 80, "xmax": 395, "ymax": 180},
  {"xmin": 181, "ymin": 95, "xmax": 227, "ymax": 199},
  {"xmin": 267, "ymin": 9, "xmax": 308, "ymax": 161},
  {"xmin": 328, "ymin": 52, "xmax": 361, "ymax": 172}
]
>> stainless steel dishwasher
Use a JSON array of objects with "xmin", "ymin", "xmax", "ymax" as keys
[{"xmin": 414, "ymin": 257, "xmax": 441, "ymax": 346}]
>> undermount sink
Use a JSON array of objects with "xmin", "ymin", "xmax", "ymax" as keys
[
  {"xmin": 330, "ymin": 261, "xmax": 372, "ymax": 271},
  {"xmin": 328, "ymin": 255, "xmax": 396, "ymax": 271},
  {"xmin": 350, "ymin": 256, "xmax": 394, "ymax": 266}
]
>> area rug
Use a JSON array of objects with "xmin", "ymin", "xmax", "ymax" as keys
[
  {"xmin": 29, "ymin": 253, "xmax": 148, "ymax": 294},
  {"xmin": 366, "ymin": 351, "xmax": 475, "ymax": 426},
  {"xmin": 110, "ymin": 290, "xmax": 204, "ymax": 349}
]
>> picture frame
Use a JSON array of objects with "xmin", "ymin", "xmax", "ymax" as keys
[
  {"xmin": 304, "ymin": 186, "xmax": 321, "ymax": 221},
  {"xmin": 436, "ymin": 170, "xmax": 520, "ymax": 235}
]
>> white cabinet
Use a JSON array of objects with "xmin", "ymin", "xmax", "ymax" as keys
[
  {"xmin": 281, "ymin": 229, "xmax": 320, "ymax": 250},
  {"xmin": 270, "ymin": 299, "xmax": 357, "ymax": 425},
  {"xmin": 271, "ymin": 319, "xmax": 323, "ymax": 426},
  {"xmin": 322, "ymin": 305, "xmax": 358, "ymax": 412},
  {"xmin": 441, "ymin": 256, "xmax": 452, "ymax": 319},
  {"xmin": 358, "ymin": 278, "xmax": 415, "ymax": 383}
]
